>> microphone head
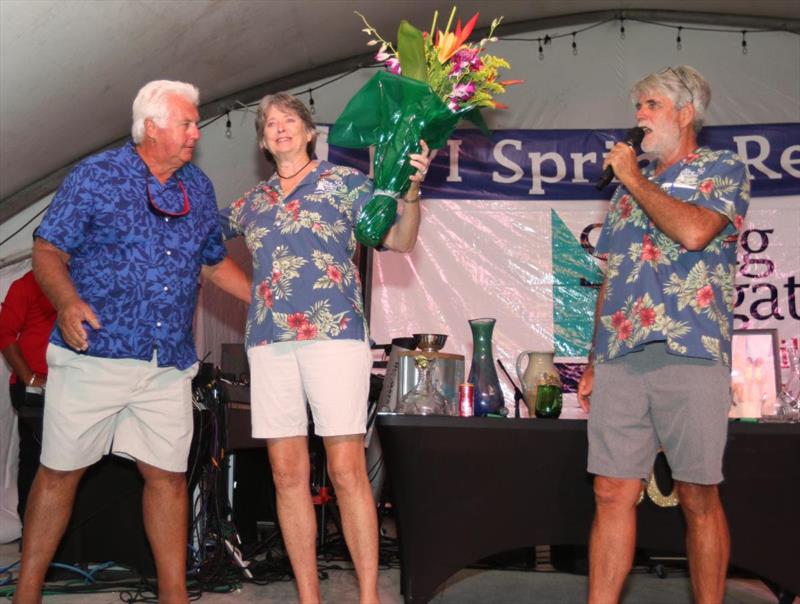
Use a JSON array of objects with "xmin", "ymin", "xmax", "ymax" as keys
[{"xmin": 626, "ymin": 127, "xmax": 645, "ymax": 146}]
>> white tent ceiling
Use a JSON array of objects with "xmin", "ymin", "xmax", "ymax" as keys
[{"xmin": 1, "ymin": 0, "xmax": 799, "ymax": 223}]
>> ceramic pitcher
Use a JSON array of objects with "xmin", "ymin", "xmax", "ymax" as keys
[{"xmin": 515, "ymin": 350, "xmax": 563, "ymax": 418}]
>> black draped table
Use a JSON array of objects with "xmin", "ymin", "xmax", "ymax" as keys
[{"xmin": 376, "ymin": 415, "xmax": 800, "ymax": 604}]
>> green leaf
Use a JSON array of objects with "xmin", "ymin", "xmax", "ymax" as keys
[{"xmin": 397, "ymin": 20, "xmax": 427, "ymax": 82}]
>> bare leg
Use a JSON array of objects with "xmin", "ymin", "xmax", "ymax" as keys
[
  {"xmin": 676, "ymin": 482, "xmax": 729, "ymax": 604},
  {"xmin": 13, "ymin": 465, "xmax": 86, "ymax": 604},
  {"xmin": 137, "ymin": 461, "xmax": 189, "ymax": 604},
  {"xmin": 324, "ymin": 434, "xmax": 380, "ymax": 604},
  {"xmin": 268, "ymin": 436, "xmax": 320, "ymax": 604},
  {"xmin": 587, "ymin": 476, "xmax": 642, "ymax": 604}
]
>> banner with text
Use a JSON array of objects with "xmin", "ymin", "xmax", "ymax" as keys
[{"xmin": 329, "ymin": 123, "xmax": 800, "ymax": 200}]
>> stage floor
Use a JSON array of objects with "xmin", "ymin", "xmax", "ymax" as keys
[{"xmin": 0, "ymin": 540, "xmax": 785, "ymax": 603}]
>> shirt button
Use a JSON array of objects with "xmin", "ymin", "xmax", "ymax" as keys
[
  {"xmin": 165, "ymin": 217, "xmax": 170, "ymax": 222},
  {"xmin": 163, "ymin": 286, "xmax": 169, "ymax": 292},
  {"xmin": 166, "ymin": 250, "xmax": 172, "ymax": 256},
  {"xmin": 156, "ymin": 321, "xmax": 162, "ymax": 327}
]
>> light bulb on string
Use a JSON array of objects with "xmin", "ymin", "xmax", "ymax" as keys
[
  {"xmin": 619, "ymin": 17, "xmax": 626, "ymax": 40},
  {"xmin": 676, "ymin": 26, "xmax": 683, "ymax": 51},
  {"xmin": 308, "ymin": 90, "xmax": 316, "ymax": 115},
  {"xmin": 225, "ymin": 112, "xmax": 232, "ymax": 138},
  {"xmin": 538, "ymin": 38, "xmax": 544, "ymax": 60},
  {"xmin": 572, "ymin": 32, "xmax": 578, "ymax": 56},
  {"xmin": 741, "ymin": 31, "xmax": 748, "ymax": 55}
]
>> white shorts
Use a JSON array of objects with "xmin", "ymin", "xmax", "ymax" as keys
[
  {"xmin": 41, "ymin": 344, "xmax": 198, "ymax": 472},
  {"xmin": 247, "ymin": 339, "xmax": 372, "ymax": 439}
]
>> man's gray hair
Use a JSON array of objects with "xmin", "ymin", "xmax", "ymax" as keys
[
  {"xmin": 131, "ymin": 80, "xmax": 199, "ymax": 143},
  {"xmin": 630, "ymin": 65, "xmax": 711, "ymax": 132}
]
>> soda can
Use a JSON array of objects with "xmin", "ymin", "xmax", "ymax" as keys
[{"xmin": 458, "ymin": 383, "xmax": 474, "ymax": 417}]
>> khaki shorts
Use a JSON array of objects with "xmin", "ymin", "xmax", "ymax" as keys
[
  {"xmin": 41, "ymin": 344, "xmax": 198, "ymax": 472},
  {"xmin": 248, "ymin": 339, "xmax": 372, "ymax": 439},
  {"xmin": 588, "ymin": 342, "xmax": 731, "ymax": 485}
]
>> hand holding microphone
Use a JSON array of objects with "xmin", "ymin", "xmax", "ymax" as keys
[{"xmin": 595, "ymin": 127, "xmax": 645, "ymax": 190}]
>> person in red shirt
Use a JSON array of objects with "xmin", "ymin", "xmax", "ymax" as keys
[{"xmin": 0, "ymin": 270, "xmax": 56, "ymax": 521}]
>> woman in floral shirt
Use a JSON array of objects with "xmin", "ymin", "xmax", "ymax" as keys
[{"xmin": 222, "ymin": 92, "xmax": 430, "ymax": 603}]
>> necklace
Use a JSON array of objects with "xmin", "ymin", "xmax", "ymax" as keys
[{"xmin": 276, "ymin": 158, "xmax": 312, "ymax": 180}]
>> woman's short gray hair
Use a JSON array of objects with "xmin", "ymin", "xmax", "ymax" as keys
[
  {"xmin": 131, "ymin": 80, "xmax": 199, "ymax": 143},
  {"xmin": 254, "ymin": 92, "xmax": 317, "ymax": 164},
  {"xmin": 630, "ymin": 65, "xmax": 711, "ymax": 132}
]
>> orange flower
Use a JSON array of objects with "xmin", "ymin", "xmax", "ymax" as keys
[{"xmin": 436, "ymin": 12, "xmax": 479, "ymax": 63}]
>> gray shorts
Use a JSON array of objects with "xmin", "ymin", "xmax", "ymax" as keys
[{"xmin": 587, "ymin": 342, "xmax": 731, "ymax": 485}]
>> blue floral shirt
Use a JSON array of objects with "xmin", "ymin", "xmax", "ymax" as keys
[
  {"xmin": 222, "ymin": 161, "xmax": 373, "ymax": 349},
  {"xmin": 36, "ymin": 142, "xmax": 226, "ymax": 369},
  {"xmin": 595, "ymin": 147, "xmax": 750, "ymax": 367}
]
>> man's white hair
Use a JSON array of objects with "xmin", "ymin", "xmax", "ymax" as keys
[
  {"xmin": 630, "ymin": 65, "xmax": 711, "ymax": 133},
  {"xmin": 131, "ymin": 80, "xmax": 199, "ymax": 143}
]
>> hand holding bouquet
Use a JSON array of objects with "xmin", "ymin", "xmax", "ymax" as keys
[{"xmin": 329, "ymin": 7, "xmax": 521, "ymax": 247}]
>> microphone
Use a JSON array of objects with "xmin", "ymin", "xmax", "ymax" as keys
[{"xmin": 595, "ymin": 127, "xmax": 646, "ymax": 190}]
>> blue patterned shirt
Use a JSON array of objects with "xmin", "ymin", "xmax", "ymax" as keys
[
  {"xmin": 36, "ymin": 142, "xmax": 226, "ymax": 369},
  {"xmin": 595, "ymin": 147, "xmax": 750, "ymax": 367},
  {"xmin": 222, "ymin": 161, "xmax": 373, "ymax": 349}
]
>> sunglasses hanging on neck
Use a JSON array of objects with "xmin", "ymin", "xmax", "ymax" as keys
[{"xmin": 146, "ymin": 176, "xmax": 190, "ymax": 217}]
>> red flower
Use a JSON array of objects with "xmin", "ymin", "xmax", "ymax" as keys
[
  {"xmin": 257, "ymin": 281, "xmax": 272, "ymax": 309},
  {"xmin": 685, "ymin": 153, "xmax": 700, "ymax": 163},
  {"xmin": 611, "ymin": 310, "xmax": 626, "ymax": 329},
  {"xmin": 339, "ymin": 317, "xmax": 350, "ymax": 330},
  {"xmin": 734, "ymin": 215, "xmax": 744, "ymax": 231},
  {"xmin": 619, "ymin": 196, "xmax": 632, "ymax": 219},
  {"xmin": 231, "ymin": 197, "xmax": 245, "ymax": 210},
  {"xmin": 285, "ymin": 199, "xmax": 300, "ymax": 213},
  {"xmin": 640, "ymin": 234, "xmax": 661, "ymax": 263},
  {"xmin": 312, "ymin": 223, "xmax": 322, "ymax": 232},
  {"xmin": 265, "ymin": 188, "xmax": 280, "ymax": 206},
  {"xmin": 287, "ymin": 312, "xmax": 308, "ymax": 329},
  {"xmin": 327, "ymin": 265, "xmax": 343, "ymax": 284},
  {"xmin": 271, "ymin": 268, "xmax": 281, "ymax": 284},
  {"xmin": 617, "ymin": 320, "xmax": 633, "ymax": 341},
  {"xmin": 698, "ymin": 178, "xmax": 714, "ymax": 196},
  {"xmin": 639, "ymin": 307, "xmax": 656, "ymax": 327},
  {"xmin": 695, "ymin": 285, "xmax": 714, "ymax": 308},
  {"xmin": 297, "ymin": 323, "xmax": 318, "ymax": 340}
]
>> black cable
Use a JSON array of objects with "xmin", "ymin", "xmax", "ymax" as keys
[{"xmin": 0, "ymin": 203, "xmax": 49, "ymax": 248}]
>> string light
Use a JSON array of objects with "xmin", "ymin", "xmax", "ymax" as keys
[{"xmin": 206, "ymin": 15, "xmax": 792, "ymax": 141}]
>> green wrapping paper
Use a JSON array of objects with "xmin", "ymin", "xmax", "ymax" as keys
[{"xmin": 329, "ymin": 71, "xmax": 488, "ymax": 247}]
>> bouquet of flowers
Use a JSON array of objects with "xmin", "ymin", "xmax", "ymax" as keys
[{"xmin": 329, "ymin": 8, "xmax": 520, "ymax": 247}]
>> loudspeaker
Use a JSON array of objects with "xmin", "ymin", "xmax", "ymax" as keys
[
  {"xmin": 229, "ymin": 448, "xmax": 277, "ymax": 545},
  {"xmin": 50, "ymin": 456, "xmax": 156, "ymax": 577}
]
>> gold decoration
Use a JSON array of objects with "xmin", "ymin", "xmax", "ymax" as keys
[
  {"xmin": 645, "ymin": 473, "xmax": 680, "ymax": 507},
  {"xmin": 635, "ymin": 450, "xmax": 680, "ymax": 508}
]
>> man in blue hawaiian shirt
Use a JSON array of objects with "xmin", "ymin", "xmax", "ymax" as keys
[
  {"xmin": 13, "ymin": 81, "xmax": 250, "ymax": 604},
  {"xmin": 577, "ymin": 66, "xmax": 749, "ymax": 604}
]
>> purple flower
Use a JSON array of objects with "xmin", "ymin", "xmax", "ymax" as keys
[
  {"xmin": 450, "ymin": 81, "xmax": 476, "ymax": 100},
  {"xmin": 386, "ymin": 57, "xmax": 401, "ymax": 75}
]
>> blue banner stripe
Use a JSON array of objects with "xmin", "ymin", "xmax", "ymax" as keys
[{"xmin": 328, "ymin": 123, "xmax": 800, "ymax": 200}]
